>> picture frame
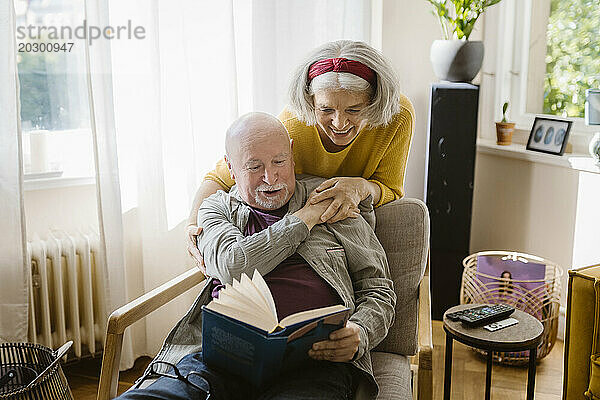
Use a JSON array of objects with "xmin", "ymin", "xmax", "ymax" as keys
[{"xmin": 526, "ymin": 117, "xmax": 573, "ymax": 155}]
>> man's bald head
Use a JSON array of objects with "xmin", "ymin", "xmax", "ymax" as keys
[
  {"xmin": 224, "ymin": 112, "xmax": 296, "ymax": 210},
  {"xmin": 225, "ymin": 112, "xmax": 290, "ymax": 164}
]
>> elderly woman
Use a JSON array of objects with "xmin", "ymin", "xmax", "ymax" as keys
[{"xmin": 187, "ymin": 40, "xmax": 414, "ymax": 266}]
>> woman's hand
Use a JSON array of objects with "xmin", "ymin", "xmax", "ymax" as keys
[
  {"xmin": 308, "ymin": 177, "xmax": 370, "ymax": 223},
  {"xmin": 308, "ymin": 321, "xmax": 361, "ymax": 362},
  {"xmin": 187, "ymin": 224, "xmax": 206, "ymax": 273},
  {"xmin": 293, "ymin": 198, "xmax": 334, "ymax": 231}
]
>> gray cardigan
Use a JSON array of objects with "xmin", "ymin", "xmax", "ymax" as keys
[{"xmin": 146, "ymin": 176, "xmax": 396, "ymax": 398}]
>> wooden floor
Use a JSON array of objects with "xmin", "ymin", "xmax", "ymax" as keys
[
  {"xmin": 64, "ymin": 320, "xmax": 563, "ymax": 399},
  {"xmin": 63, "ymin": 355, "xmax": 152, "ymax": 399}
]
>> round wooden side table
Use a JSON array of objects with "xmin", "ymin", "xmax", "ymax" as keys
[{"xmin": 443, "ymin": 304, "xmax": 543, "ymax": 400}]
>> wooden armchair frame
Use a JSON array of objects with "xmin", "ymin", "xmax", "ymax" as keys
[
  {"xmin": 97, "ymin": 257, "xmax": 432, "ymax": 400},
  {"xmin": 412, "ymin": 253, "xmax": 433, "ymax": 400}
]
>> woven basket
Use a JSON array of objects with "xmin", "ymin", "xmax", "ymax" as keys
[
  {"xmin": 0, "ymin": 343, "xmax": 72, "ymax": 400},
  {"xmin": 460, "ymin": 251, "xmax": 563, "ymax": 365}
]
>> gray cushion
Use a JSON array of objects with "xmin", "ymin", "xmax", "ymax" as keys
[
  {"xmin": 373, "ymin": 198, "xmax": 429, "ymax": 356},
  {"xmin": 372, "ymin": 351, "xmax": 412, "ymax": 399}
]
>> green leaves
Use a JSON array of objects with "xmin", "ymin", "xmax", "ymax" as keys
[
  {"xmin": 544, "ymin": 0, "xmax": 600, "ymax": 117},
  {"xmin": 426, "ymin": 0, "xmax": 451, "ymax": 39},
  {"xmin": 425, "ymin": 0, "xmax": 503, "ymax": 40}
]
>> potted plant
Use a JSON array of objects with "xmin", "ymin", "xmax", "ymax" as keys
[
  {"xmin": 495, "ymin": 101, "xmax": 515, "ymax": 145},
  {"xmin": 426, "ymin": 0, "xmax": 503, "ymax": 82}
]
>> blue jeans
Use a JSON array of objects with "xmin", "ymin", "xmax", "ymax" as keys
[{"xmin": 117, "ymin": 352, "xmax": 354, "ymax": 400}]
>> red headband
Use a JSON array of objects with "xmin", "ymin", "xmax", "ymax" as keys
[{"xmin": 307, "ymin": 57, "xmax": 376, "ymax": 87}]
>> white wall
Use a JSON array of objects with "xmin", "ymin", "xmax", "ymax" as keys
[
  {"xmin": 24, "ymin": 184, "xmax": 98, "ymax": 238},
  {"xmin": 470, "ymin": 154, "xmax": 579, "ymax": 306},
  {"xmin": 379, "ymin": 0, "xmax": 436, "ymax": 200},
  {"xmin": 379, "ymin": 0, "xmax": 483, "ymax": 200}
]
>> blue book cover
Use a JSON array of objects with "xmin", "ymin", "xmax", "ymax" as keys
[{"xmin": 200, "ymin": 271, "xmax": 350, "ymax": 387}]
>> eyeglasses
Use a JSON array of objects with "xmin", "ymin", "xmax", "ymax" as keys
[
  {"xmin": 148, "ymin": 360, "xmax": 211, "ymax": 399},
  {"xmin": 0, "ymin": 369, "xmax": 17, "ymax": 391}
]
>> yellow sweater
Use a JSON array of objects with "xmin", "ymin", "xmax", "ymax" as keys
[{"xmin": 205, "ymin": 94, "xmax": 415, "ymax": 207}]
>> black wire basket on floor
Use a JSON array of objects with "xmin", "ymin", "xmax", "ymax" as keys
[{"xmin": 0, "ymin": 342, "xmax": 73, "ymax": 400}]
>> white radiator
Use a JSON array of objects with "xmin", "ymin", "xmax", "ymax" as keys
[{"xmin": 27, "ymin": 231, "xmax": 108, "ymax": 358}]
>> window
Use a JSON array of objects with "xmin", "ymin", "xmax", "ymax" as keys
[
  {"xmin": 532, "ymin": 0, "xmax": 600, "ymax": 118},
  {"xmin": 15, "ymin": 0, "xmax": 95, "ymax": 181},
  {"xmin": 489, "ymin": 0, "xmax": 598, "ymax": 144}
]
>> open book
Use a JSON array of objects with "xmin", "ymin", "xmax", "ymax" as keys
[{"xmin": 201, "ymin": 270, "xmax": 350, "ymax": 387}]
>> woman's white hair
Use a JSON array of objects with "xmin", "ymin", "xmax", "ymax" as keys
[{"xmin": 288, "ymin": 40, "xmax": 401, "ymax": 127}]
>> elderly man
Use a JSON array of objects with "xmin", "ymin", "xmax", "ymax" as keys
[{"xmin": 118, "ymin": 112, "xmax": 395, "ymax": 400}]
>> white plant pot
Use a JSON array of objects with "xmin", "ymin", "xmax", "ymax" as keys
[{"xmin": 430, "ymin": 40, "xmax": 484, "ymax": 83}]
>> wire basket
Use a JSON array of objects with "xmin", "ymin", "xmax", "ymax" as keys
[
  {"xmin": 0, "ymin": 343, "xmax": 72, "ymax": 400},
  {"xmin": 460, "ymin": 251, "xmax": 563, "ymax": 365}
]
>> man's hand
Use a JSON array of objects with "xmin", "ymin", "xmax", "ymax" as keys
[
  {"xmin": 308, "ymin": 177, "xmax": 369, "ymax": 223},
  {"xmin": 186, "ymin": 224, "xmax": 206, "ymax": 273},
  {"xmin": 308, "ymin": 321, "xmax": 361, "ymax": 362}
]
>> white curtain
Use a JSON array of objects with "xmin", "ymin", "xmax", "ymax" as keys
[
  {"xmin": 247, "ymin": 0, "xmax": 373, "ymax": 113},
  {"xmin": 83, "ymin": 0, "xmax": 135, "ymax": 369},
  {"xmin": 0, "ymin": 0, "xmax": 29, "ymax": 343},
  {"xmin": 86, "ymin": 0, "xmax": 371, "ymax": 367}
]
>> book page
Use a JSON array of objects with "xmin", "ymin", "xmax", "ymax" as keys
[
  {"xmin": 213, "ymin": 291, "xmax": 264, "ymax": 320},
  {"xmin": 251, "ymin": 269, "xmax": 278, "ymax": 320},
  {"xmin": 239, "ymin": 273, "xmax": 274, "ymax": 318},
  {"xmin": 217, "ymin": 283, "xmax": 248, "ymax": 305},
  {"xmin": 229, "ymin": 278, "xmax": 272, "ymax": 318},
  {"xmin": 205, "ymin": 302, "xmax": 276, "ymax": 332},
  {"xmin": 279, "ymin": 304, "xmax": 348, "ymax": 327},
  {"xmin": 205, "ymin": 271, "xmax": 280, "ymax": 333}
]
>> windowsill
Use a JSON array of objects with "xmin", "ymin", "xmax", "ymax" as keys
[
  {"xmin": 24, "ymin": 175, "xmax": 96, "ymax": 191},
  {"xmin": 476, "ymin": 138, "xmax": 600, "ymax": 175}
]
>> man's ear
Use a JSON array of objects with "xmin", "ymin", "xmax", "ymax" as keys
[
  {"xmin": 224, "ymin": 155, "xmax": 235, "ymax": 180},
  {"xmin": 290, "ymin": 138, "xmax": 294, "ymax": 151}
]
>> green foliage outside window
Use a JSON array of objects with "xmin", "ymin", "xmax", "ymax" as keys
[
  {"xmin": 544, "ymin": 0, "xmax": 600, "ymax": 117},
  {"xmin": 17, "ymin": 44, "xmax": 90, "ymax": 132},
  {"xmin": 18, "ymin": 51, "xmax": 53, "ymax": 130}
]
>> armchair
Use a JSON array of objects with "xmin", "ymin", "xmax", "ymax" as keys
[{"xmin": 97, "ymin": 197, "xmax": 432, "ymax": 400}]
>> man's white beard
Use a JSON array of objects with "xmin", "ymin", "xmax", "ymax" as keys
[{"xmin": 254, "ymin": 183, "xmax": 289, "ymax": 210}]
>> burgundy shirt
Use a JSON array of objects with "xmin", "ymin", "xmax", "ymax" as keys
[{"xmin": 211, "ymin": 204, "xmax": 341, "ymax": 320}]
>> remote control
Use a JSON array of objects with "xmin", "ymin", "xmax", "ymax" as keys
[
  {"xmin": 447, "ymin": 304, "xmax": 515, "ymax": 326},
  {"xmin": 446, "ymin": 306, "xmax": 495, "ymax": 321},
  {"xmin": 484, "ymin": 317, "xmax": 519, "ymax": 331},
  {"xmin": 446, "ymin": 309, "xmax": 470, "ymax": 321}
]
